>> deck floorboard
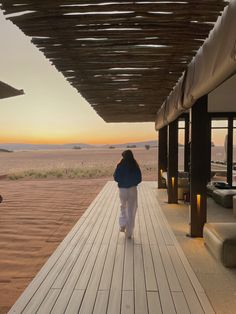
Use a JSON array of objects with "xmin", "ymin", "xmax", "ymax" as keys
[{"xmin": 9, "ymin": 182, "xmax": 215, "ymax": 314}]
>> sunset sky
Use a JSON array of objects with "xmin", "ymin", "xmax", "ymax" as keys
[{"xmin": 0, "ymin": 10, "xmax": 157, "ymax": 145}]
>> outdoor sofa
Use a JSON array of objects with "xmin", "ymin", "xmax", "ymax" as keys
[{"xmin": 204, "ymin": 222, "xmax": 236, "ymax": 267}]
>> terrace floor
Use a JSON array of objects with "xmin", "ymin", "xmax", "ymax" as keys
[
  {"xmin": 9, "ymin": 181, "xmax": 214, "ymax": 314},
  {"xmin": 157, "ymin": 189, "xmax": 236, "ymax": 314}
]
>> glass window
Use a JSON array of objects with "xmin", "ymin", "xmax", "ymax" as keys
[
  {"xmin": 211, "ymin": 128, "xmax": 227, "ymax": 183},
  {"xmin": 233, "ymin": 119, "xmax": 236, "ymax": 128},
  {"xmin": 178, "ymin": 120, "xmax": 185, "ymax": 129},
  {"xmin": 211, "ymin": 119, "xmax": 228, "ymax": 128},
  {"xmin": 178, "ymin": 128, "xmax": 185, "ymax": 171},
  {"xmin": 233, "ymin": 129, "xmax": 236, "ymax": 185}
]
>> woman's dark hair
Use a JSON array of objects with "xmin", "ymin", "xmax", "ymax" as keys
[{"xmin": 120, "ymin": 149, "xmax": 140, "ymax": 170}]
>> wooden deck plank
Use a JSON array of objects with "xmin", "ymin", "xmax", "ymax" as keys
[
  {"xmin": 139, "ymin": 191, "xmax": 158, "ymax": 292},
  {"xmin": 121, "ymin": 291, "xmax": 134, "ymax": 314},
  {"xmin": 146, "ymin": 182, "xmax": 214, "ymax": 313},
  {"xmin": 168, "ymin": 245, "xmax": 204, "ymax": 314},
  {"xmin": 134, "ymin": 245, "xmax": 148, "ymax": 314},
  {"xmin": 8, "ymin": 181, "xmax": 215, "ymax": 314},
  {"xmin": 78, "ymin": 245, "xmax": 108, "ymax": 314},
  {"xmin": 75, "ymin": 188, "xmax": 115, "ymax": 290},
  {"xmin": 107, "ymin": 234, "xmax": 125, "ymax": 314},
  {"xmin": 172, "ymin": 291, "xmax": 191, "ymax": 314},
  {"xmin": 147, "ymin": 291, "xmax": 162, "ymax": 314},
  {"xmin": 141, "ymin": 186, "xmax": 165, "ymax": 247},
  {"xmin": 64, "ymin": 290, "xmax": 84, "ymax": 314},
  {"xmin": 36, "ymin": 289, "xmax": 61, "ymax": 314},
  {"xmin": 40, "ymin": 200, "xmax": 113, "ymax": 313},
  {"xmin": 133, "ymin": 212, "xmax": 141, "ymax": 245},
  {"xmin": 144, "ymin": 184, "xmax": 182, "ymax": 291},
  {"xmin": 50, "ymin": 244, "xmax": 90, "ymax": 312},
  {"xmin": 9, "ymin": 183, "xmax": 111, "ymax": 314},
  {"xmin": 51, "ymin": 185, "xmax": 117, "ymax": 314},
  {"xmin": 143, "ymin": 182, "xmax": 174, "ymax": 245},
  {"xmin": 141, "ymin": 185, "xmax": 181, "ymax": 293},
  {"xmin": 150, "ymin": 244, "xmax": 177, "ymax": 313},
  {"xmin": 93, "ymin": 290, "xmax": 109, "ymax": 314},
  {"xmin": 140, "ymin": 186, "xmax": 161, "ymax": 246},
  {"xmin": 77, "ymin": 189, "xmax": 119, "ymax": 313},
  {"xmin": 98, "ymin": 209, "xmax": 120, "ymax": 290},
  {"xmin": 123, "ymin": 237, "xmax": 134, "ymax": 291},
  {"xmin": 196, "ymin": 292, "xmax": 215, "ymax": 314}
]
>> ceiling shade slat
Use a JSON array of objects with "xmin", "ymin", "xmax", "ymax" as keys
[
  {"xmin": 0, "ymin": 0, "xmax": 228, "ymax": 122},
  {"xmin": 0, "ymin": 81, "xmax": 24, "ymax": 100}
]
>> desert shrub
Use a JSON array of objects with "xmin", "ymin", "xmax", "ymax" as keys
[{"xmin": 7, "ymin": 165, "xmax": 114, "ymax": 180}]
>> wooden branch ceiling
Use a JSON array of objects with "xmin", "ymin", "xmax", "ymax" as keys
[{"xmin": 0, "ymin": 0, "xmax": 228, "ymax": 122}]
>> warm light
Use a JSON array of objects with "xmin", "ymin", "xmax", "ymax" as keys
[
  {"xmin": 196, "ymin": 194, "xmax": 201, "ymax": 210},
  {"xmin": 160, "ymin": 169, "xmax": 163, "ymax": 176},
  {"xmin": 171, "ymin": 177, "xmax": 175, "ymax": 188}
]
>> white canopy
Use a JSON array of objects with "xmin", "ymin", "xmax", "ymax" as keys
[{"xmin": 155, "ymin": 0, "xmax": 236, "ymax": 130}]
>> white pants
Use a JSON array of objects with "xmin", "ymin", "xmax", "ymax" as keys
[{"xmin": 119, "ymin": 186, "xmax": 138, "ymax": 236}]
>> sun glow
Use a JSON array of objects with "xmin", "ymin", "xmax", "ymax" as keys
[{"xmin": 0, "ymin": 11, "xmax": 157, "ymax": 146}]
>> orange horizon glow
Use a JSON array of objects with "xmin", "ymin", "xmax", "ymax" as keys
[{"xmin": 0, "ymin": 134, "xmax": 157, "ymax": 145}]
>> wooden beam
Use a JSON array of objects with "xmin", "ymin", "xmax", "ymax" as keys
[
  {"xmin": 167, "ymin": 120, "xmax": 178, "ymax": 203},
  {"xmin": 158, "ymin": 126, "xmax": 167, "ymax": 189},
  {"xmin": 207, "ymin": 115, "xmax": 212, "ymax": 183},
  {"xmin": 184, "ymin": 114, "xmax": 190, "ymax": 173},
  {"xmin": 227, "ymin": 116, "xmax": 233, "ymax": 186},
  {"xmin": 189, "ymin": 95, "xmax": 209, "ymax": 237}
]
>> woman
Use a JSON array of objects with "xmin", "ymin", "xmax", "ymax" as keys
[{"xmin": 113, "ymin": 150, "xmax": 142, "ymax": 238}]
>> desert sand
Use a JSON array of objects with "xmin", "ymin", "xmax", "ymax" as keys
[{"xmin": 0, "ymin": 147, "xmax": 158, "ymax": 176}]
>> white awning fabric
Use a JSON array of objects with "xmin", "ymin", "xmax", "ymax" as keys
[{"xmin": 155, "ymin": 0, "xmax": 236, "ymax": 130}]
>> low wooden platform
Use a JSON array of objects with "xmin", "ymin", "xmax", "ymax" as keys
[{"xmin": 9, "ymin": 182, "xmax": 214, "ymax": 314}]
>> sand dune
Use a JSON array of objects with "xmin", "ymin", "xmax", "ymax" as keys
[{"xmin": 0, "ymin": 179, "xmax": 105, "ymax": 313}]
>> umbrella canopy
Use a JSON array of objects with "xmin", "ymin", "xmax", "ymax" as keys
[{"xmin": 0, "ymin": 81, "xmax": 24, "ymax": 100}]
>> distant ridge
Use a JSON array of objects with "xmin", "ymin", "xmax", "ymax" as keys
[
  {"xmin": 0, "ymin": 143, "xmax": 93, "ymax": 151},
  {"xmin": 0, "ymin": 140, "xmax": 157, "ymax": 151},
  {"xmin": 102, "ymin": 140, "xmax": 157, "ymax": 148},
  {"xmin": 0, "ymin": 148, "xmax": 12, "ymax": 153}
]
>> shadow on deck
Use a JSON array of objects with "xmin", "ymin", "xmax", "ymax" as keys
[{"xmin": 9, "ymin": 182, "xmax": 214, "ymax": 314}]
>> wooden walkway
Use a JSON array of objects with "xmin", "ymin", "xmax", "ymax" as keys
[{"xmin": 9, "ymin": 182, "xmax": 214, "ymax": 314}]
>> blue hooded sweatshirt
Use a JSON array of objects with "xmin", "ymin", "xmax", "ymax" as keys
[{"xmin": 114, "ymin": 162, "xmax": 142, "ymax": 188}]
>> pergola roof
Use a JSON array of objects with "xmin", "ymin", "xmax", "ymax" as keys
[
  {"xmin": 0, "ymin": 0, "xmax": 228, "ymax": 122},
  {"xmin": 0, "ymin": 81, "xmax": 24, "ymax": 99}
]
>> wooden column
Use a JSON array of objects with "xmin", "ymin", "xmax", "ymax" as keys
[
  {"xmin": 158, "ymin": 126, "xmax": 167, "ymax": 188},
  {"xmin": 167, "ymin": 119, "xmax": 178, "ymax": 203},
  {"xmin": 207, "ymin": 116, "xmax": 212, "ymax": 183},
  {"xmin": 184, "ymin": 114, "xmax": 190, "ymax": 173},
  {"xmin": 189, "ymin": 95, "xmax": 209, "ymax": 237},
  {"xmin": 227, "ymin": 116, "xmax": 233, "ymax": 186}
]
